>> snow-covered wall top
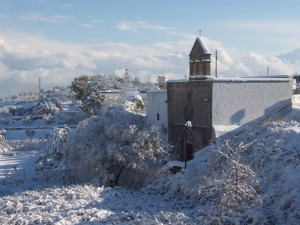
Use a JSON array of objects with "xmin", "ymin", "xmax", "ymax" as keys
[
  {"xmin": 168, "ymin": 75, "xmax": 293, "ymax": 83},
  {"xmin": 212, "ymin": 79, "xmax": 292, "ymax": 128}
]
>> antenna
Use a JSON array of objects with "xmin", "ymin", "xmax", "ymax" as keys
[
  {"xmin": 267, "ymin": 66, "xmax": 269, "ymax": 76},
  {"xmin": 39, "ymin": 77, "xmax": 41, "ymax": 99},
  {"xmin": 199, "ymin": 30, "xmax": 202, "ymax": 37},
  {"xmin": 215, "ymin": 50, "xmax": 218, "ymax": 78},
  {"xmin": 215, "ymin": 49, "xmax": 222, "ymax": 78}
]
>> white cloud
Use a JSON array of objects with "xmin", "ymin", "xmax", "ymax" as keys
[
  {"xmin": 20, "ymin": 13, "xmax": 73, "ymax": 23},
  {"xmin": 223, "ymin": 20, "xmax": 300, "ymax": 35},
  {"xmin": 80, "ymin": 23, "xmax": 92, "ymax": 29},
  {"xmin": 117, "ymin": 21, "xmax": 173, "ymax": 32},
  {"xmin": 0, "ymin": 32, "xmax": 298, "ymax": 97},
  {"xmin": 221, "ymin": 19, "xmax": 300, "ymax": 52},
  {"xmin": 215, "ymin": 51, "xmax": 294, "ymax": 78}
]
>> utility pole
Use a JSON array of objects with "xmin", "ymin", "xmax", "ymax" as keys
[
  {"xmin": 39, "ymin": 77, "xmax": 41, "ymax": 99},
  {"xmin": 215, "ymin": 49, "xmax": 222, "ymax": 78},
  {"xmin": 215, "ymin": 50, "xmax": 218, "ymax": 78},
  {"xmin": 267, "ymin": 66, "xmax": 269, "ymax": 76}
]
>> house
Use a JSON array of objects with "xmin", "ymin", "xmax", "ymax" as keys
[
  {"xmin": 146, "ymin": 90, "xmax": 168, "ymax": 141},
  {"xmin": 157, "ymin": 76, "xmax": 170, "ymax": 89}
]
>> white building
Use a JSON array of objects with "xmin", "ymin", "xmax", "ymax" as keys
[
  {"xmin": 211, "ymin": 76, "xmax": 293, "ymax": 137},
  {"xmin": 157, "ymin": 76, "xmax": 171, "ymax": 89},
  {"xmin": 146, "ymin": 90, "xmax": 168, "ymax": 140}
]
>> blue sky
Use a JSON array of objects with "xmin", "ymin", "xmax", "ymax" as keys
[{"xmin": 0, "ymin": 0, "xmax": 300, "ymax": 96}]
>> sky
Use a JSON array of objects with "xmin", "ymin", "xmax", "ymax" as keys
[{"xmin": 0, "ymin": 0, "xmax": 300, "ymax": 97}]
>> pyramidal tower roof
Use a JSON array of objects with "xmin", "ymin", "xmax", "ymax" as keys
[{"xmin": 190, "ymin": 36, "xmax": 211, "ymax": 55}]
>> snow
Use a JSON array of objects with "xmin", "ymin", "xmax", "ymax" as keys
[
  {"xmin": 197, "ymin": 36, "xmax": 211, "ymax": 54},
  {"xmin": 0, "ymin": 153, "xmax": 37, "ymax": 181},
  {"xmin": 0, "ymin": 92, "xmax": 300, "ymax": 224}
]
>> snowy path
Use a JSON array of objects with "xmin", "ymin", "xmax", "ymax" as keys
[{"xmin": 0, "ymin": 153, "xmax": 37, "ymax": 182}]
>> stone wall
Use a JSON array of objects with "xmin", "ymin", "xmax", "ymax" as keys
[{"xmin": 167, "ymin": 80, "xmax": 213, "ymax": 159}]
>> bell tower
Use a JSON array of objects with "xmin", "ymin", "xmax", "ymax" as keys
[{"xmin": 189, "ymin": 36, "xmax": 211, "ymax": 79}]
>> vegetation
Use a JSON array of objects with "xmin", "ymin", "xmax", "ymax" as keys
[
  {"xmin": 62, "ymin": 110, "xmax": 168, "ymax": 187},
  {"xmin": 81, "ymin": 83, "xmax": 105, "ymax": 115},
  {"xmin": 0, "ymin": 133, "xmax": 12, "ymax": 155},
  {"xmin": 70, "ymin": 76, "xmax": 89, "ymax": 101},
  {"xmin": 70, "ymin": 74, "xmax": 145, "ymax": 115}
]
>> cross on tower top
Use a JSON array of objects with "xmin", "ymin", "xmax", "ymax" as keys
[{"xmin": 199, "ymin": 30, "xmax": 202, "ymax": 36}]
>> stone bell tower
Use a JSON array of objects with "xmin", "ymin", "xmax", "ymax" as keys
[{"xmin": 189, "ymin": 36, "xmax": 211, "ymax": 79}]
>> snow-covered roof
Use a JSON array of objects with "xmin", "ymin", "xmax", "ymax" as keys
[
  {"xmin": 197, "ymin": 36, "xmax": 211, "ymax": 55},
  {"xmin": 168, "ymin": 75, "xmax": 292, "ymax": 83},
  {"xmin": 146, "ymin": 89, "xmax": 167, "ymax": 93},
  {"xmin": 211, "ymin": 76, "xmax": 292, "ymax": 82}
]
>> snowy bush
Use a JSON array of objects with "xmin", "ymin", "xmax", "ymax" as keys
[
  {"xmin": 0, "ymin": 106, "xmax": 11, "ymax": 116},
  {"xmin": 206, "ymin": 140, "xmax": 262, "ymax": 215},
  {"xmin": 123, "ymin": 94, "xmax": 146, "ymax": 113},
  {"xmin": 32, "ymin": 96, "xmax": 62, "ymax": 115},
  {"xmin": 9, "ymin": 105, "xmax": 29, "ymax": 116},
  {"xmin": 36, "ymin": 127, "xmax": 70, "ymax": 172},
  {"xmin": 0, "ymin": 134, "xmax": 13, "ymax": 155},
  {"xmin": 62, "ymin": 111, "xmax": 168, "ymax": 188},
  {"xmin": 43, "ymin": 114, "xmax": 55, "ymax": 124}
]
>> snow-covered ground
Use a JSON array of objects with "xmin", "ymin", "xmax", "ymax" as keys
[{"xmin": 0, "ymin": 96, "xmax": 300, "ymax": 224}]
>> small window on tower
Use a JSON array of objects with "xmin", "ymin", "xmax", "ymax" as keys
[{"xmin": 157, "ymin": 113, "xmax": 160, "ymax": 121}]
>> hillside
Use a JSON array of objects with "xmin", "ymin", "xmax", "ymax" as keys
[{"xmin": 0, "ymin": 96, "xmax": 299, "ymax": 224}]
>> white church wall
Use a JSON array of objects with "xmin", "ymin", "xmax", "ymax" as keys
[
  {"xmin": 146, "ymin": 90, "xmax": 168, "ymax": 139},
  {"xmin": 212, "ymin": 78, "xmax": 293, "ymax": 137}
]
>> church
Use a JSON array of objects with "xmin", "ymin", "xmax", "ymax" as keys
[{"xmin": 166, "ymin": 36, "xmax": 293, "ymax": 162}]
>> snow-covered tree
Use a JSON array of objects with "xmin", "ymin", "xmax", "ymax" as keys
[
  {"xmin": 25, "ymin": 128, "xmax": 35, "ymax": 140},
  {"xmin": 81, "ymin": 83, "xmax": 105, "ymax": 115},
  {"xmin": 62, "ymin": 110, "xmax": 168, "ymax": 187},
  {"xmin": 206, "ymin": 140, "xmax": 262, "ymax": 215},
  {"xmin": 70, "ymin": 76, "xmax": 89, "ymax": 101}
]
